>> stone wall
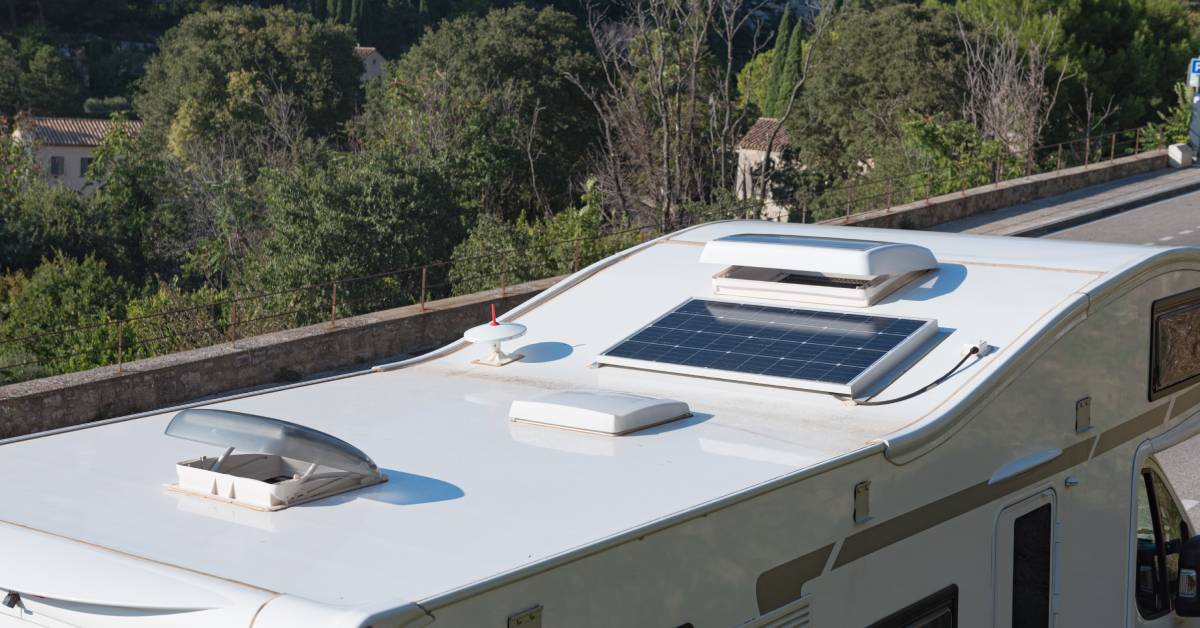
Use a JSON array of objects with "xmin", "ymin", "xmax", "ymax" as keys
[
  {"xmin": 0, "ymin": 150, "xmax": 1175, "ymax": 439},
  {"xmin": 0, "ymin": 278, "xmax": 557, "ymax": 439},
  {"xmin": 824, "ymin": 150, "xmax": 1168, "ymax": 230}
]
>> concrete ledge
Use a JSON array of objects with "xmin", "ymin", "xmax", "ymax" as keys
[
  {"xmin": 822, "ymin": 150, "xmax": 1169, "ymax": 230},
  {"xmin": 0, "ymin": 277, "xmax": 559, "ymax": 439}
]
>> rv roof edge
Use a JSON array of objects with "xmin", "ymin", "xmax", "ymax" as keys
[{"xmin": 880, "ymin": 246, "xmax": 1200, "ymax": 465}]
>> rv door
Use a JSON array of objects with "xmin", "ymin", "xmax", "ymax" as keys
[
  {"xmin": 994, "ymin": 489, "xmax": 1057, "ymax": 628},
  {"xmin": 1132, "ymin": 458, "xmax": 1195, "ymax": 627}
]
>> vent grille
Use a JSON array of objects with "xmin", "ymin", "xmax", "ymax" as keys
[{"xmin": 778, "ymin": 273, "xmax": 873, "ymax": 289}]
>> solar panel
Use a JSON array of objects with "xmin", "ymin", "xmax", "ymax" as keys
[{"xmin": 597, "ymin": 299, "xmax": 937, "ymax": 395}]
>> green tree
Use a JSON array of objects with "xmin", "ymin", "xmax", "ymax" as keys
[
  {"xmin": 764, "ymin": 6, "xmax": 792, "ymax": 116},
  {"xmin": 258, "ymin": 149, "xmax": 466, "ymax": 315},
  {"xmin": 786, "ymin": 3, "xmax": 967, "ymax": 176},
  {"xmin": 135, "ymin": 5, "xmax": 362, "ymax": 155},
  {"xmin": 957, "ymin": 0, "xmax": 1197, "ymax": 135},
  {"xmin": 0, "ymin": 254, "xmax": 128, "ymax": 377},
  {"xmin": 86, "ymin": 117, "xmax": 186, "ymax": 283},
  {"xmin": 21, "ymin": 45, "xmax": 82, "ymax": 115},
  {"xmin": 0, "ymin": 39, "xmax": 23, "ymax": 115},
  {"xmin": 358, "ymin": 5, "xmax": 602, "ymax": 217},
  {"xmin": 772, "ymin": 17, "xmax": 805, "ymax": 116},
  {"xmin": 736, "ymin": 48, "xmax": 775, "ymax": 113},
  {"xmin": 449, "ymin": 180, "xmax": 638, "ymax": 294},
  {"xmin": 124, "ymin": 280, "xmax": 232, "ymax": 358},
  {"xmin": 1145, "ymin": 82, "xmax": 1194, "ymax": 148}
]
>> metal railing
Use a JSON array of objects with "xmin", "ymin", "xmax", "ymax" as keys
[
  {"xmin": 0, "ymin": 124, "xmax": 1170, "ymax": 384},
  {"xmin": 803, "ymin": 126, "xmax": 1163, "ymax": 222}
]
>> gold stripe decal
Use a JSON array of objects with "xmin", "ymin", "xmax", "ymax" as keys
[
  {"xmin": 1172, "ymin": 384, "xmax": 1200, "ymax": 421},
  {"xmin": 756, "ymin": 543, "xmax": 835, "ymax": 614},
  {"xmin": 832, "ymin": 438, "xmax": 1094, "ymax": 570},
  {"xmin": 1094, "ymin": 403, "xmax": 1169, "ymax": 458}
]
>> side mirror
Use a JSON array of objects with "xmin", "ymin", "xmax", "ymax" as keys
[{"xmin": 1178, "ymin": 535, "xmax": 1200, "ymax": 616}]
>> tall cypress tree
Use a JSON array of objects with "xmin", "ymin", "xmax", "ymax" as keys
[
  {"xmin": 772, "ymin": 19, "xmax": 804, "ymax": 115},
  {"xmin": 764, "ymin": 6, "xmax": 791, "ymax": 117}
]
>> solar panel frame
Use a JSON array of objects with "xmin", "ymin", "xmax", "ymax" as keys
[{"xmin": 596, "ymin": 298, "xmax": 938, "ymax": 395}]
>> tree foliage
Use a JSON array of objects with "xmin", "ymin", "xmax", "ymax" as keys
[
  {"xmin": 787, "ymin": 3, "xmax": 967, "ymax": 175},
  {"xmin": 258, "ymin": 149, "xmax": 466, "ymax": 315},
  {"xmin": 358, "ymin": 5, "xmax": 601, "ymax": 217},
  {"xmin": 0, "ymin": 254, "xmax": 128, "ymax": 378},
  {"xmin": 135, "ymin": 6, "xmax": 362, "ymax": 156},
  {"xmin": 449, "ymin": 180, "xmax": 638, "ymax": 294},
  {"xmin": 957, "ymin": 0, "xmax": 1197, "ymax": 136}
]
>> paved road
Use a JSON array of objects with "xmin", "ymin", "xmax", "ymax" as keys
[
  {"xmin": 1048, "ymin": 189, "xmax": 1200, "ymax": 246},
  {"xmin": 1047, "ymin": 190, "xmax": 1200, "ymax": 522}
]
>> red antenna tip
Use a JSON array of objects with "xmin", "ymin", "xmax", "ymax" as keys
[{"xmin": 490, "ymin": 303, "xmax": 498, "ymax": 326}]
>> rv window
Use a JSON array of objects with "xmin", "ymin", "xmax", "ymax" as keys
[
  {"xmin": 867, "ymin": 585, "xmax": 957, "ymax": 628},
  {"xmin": 1012, "ymin": 504, "xmax": 1052, "ymax": 628},
  {"xmin": 1150, "ymin": 287, "xmax": 1200, "ymax": 399},
  {"xmin": 1136, "ymin": 469, "xmax": 1190, "ymax": 619}
]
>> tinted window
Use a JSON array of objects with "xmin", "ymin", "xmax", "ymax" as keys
[
  {"xmin": 1151, "ymin": 288, "xmax": 1200, "ymax": 399},
  {"xmin": 1136, "ymin": 468, "xmax": 1190, "ymax": 618},
  {"xmin": 1012, "ymin": 504, "xmax": 1052, "ymax": 627},
  {"xmin": 49, "ymin": 156, "xmax": 64, "ymax": 175},
  {"xmin": 869, "ymin": 585, "xmax": 957, "ymax": 628}
]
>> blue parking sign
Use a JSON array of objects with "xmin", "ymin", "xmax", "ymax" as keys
[{"xmin": 1192, "ymin": 58, "xmax": 1200, "ymax": 75}]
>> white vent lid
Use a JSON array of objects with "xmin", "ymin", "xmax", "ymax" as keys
[
  {"xmin": 700, "ymin": 233, "xmax": 937, "ymax": 277},
  {"xmin": 510, "ymin": 390, "xmax": 691, "ymax": 435}
]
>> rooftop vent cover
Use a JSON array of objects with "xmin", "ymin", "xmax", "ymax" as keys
[
  {"xmin": 700, "ymin": 234, "xmax": 937, "ymax": 307},
  {"xmin": 510, "ymin": 390, "xmax": 691, "ymax": 435},
  {"xmin": 164, "ymin": 409, "xmax": 386, "ymax": 511}
]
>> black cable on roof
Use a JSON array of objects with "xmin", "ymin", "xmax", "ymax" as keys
[{"xmin": 846, "ymin": 345, "xmax": 983, "ymax": 407}]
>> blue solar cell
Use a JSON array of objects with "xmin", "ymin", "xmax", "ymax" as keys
[{"xmin": 600, "ymin": 298, "xmax": 932, "ymax": 388}]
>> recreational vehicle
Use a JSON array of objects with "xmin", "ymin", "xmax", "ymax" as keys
[{"xmin": 2, "ymin": 221, "xmax": 1200, "ymax": 627}]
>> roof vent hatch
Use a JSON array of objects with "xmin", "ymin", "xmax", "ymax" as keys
[
  {"xmin": 510, "ymin": 390, "xmax": 691, "ymax": 435},
  {"xmin": 700, "ymin": 234, "xmax": 937, "ymax": 307},
  {"xmin": 164, "ymin": 409, "xmax": 386, "ymax": 511}
]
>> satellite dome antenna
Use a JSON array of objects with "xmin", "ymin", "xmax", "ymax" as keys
[{"xmin": 463, "ymin": 304, "xmax": 526, "ymax": 366}]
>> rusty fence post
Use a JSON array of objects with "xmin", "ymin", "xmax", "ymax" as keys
[
  {"xmin": 1135, "ymin": 128, "xmax": 1141, "ymax": 154},
  {"xmin": 1110, "ymin": 133, "xmax": 1116, "ymax": 161},
  {"xmin": 1026, "ymin": 150, "xmax": 1033, "ymax": 177},
  {"xmin": 1084, "ymin": 137, "xmax": 1090, "ymax": 166},
  {"xmin": 1057, "ymin": 144, "xmax": 1063, "ymax": 171},
  {"xmin": 329, "ymin": 282, "xmax": 338, "ymax": 329},
  {"xmin": 117, "ymin": 321, "xmax": 124, "ymax": 374},
  {"xmin": 229, "ymin": 297, "xmax": 238, "ymax": 342},
  {"xmin": 501, "ymin": 256, "xmax": 508, "ymax": 298},
  {"xmin": 992, "ymin": 159, "xmax": 999, "ymax": 185},
  {"xmin": 419, "ymin": 266, "xmax": 427, "ymax": 312},
  {"xmin": 846, "ymin": 177, "xmax": 853, "ymax": 218}
]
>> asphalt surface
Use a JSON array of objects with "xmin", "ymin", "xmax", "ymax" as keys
[{"xmin": 1047, "ymin": 189, "xmax": 1200, "ymax": 522}]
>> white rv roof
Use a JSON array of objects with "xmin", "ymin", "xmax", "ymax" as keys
[{"xmin": 0, "ymin": 221, "xmax": 1177, "ymax": 612}]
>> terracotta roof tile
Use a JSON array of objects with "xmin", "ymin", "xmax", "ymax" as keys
[
  {"xmin": 353, "ymin": 46, "xmax": 379, "ymax": 61},
  {"xmin": 22, "ymin": 117, "xmax": 142, "ymax": 147},
  {"xmin": 737, "ymin": 117, "xmax": 789, "ymax": 151}
]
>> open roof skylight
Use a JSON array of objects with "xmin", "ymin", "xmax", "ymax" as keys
[
  {"xmin": 597, "ymin": 299, "xmax": 937, "ymax": 395},
  {"xmin": 700, "ymin": 234, "xmax": 938, "ymax": 307}
]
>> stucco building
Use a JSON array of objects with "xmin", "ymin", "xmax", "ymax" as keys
[
  {"xmin": 12, "ymin": 117, "xmax": 143, "ymax": 193},
  {"xmin": 353, "ymin": 46, "xmax": 385, "ymax": 82},
  {"xmin": 735, "ymin": 117, "xmax": 790, "ymax": 221}
]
